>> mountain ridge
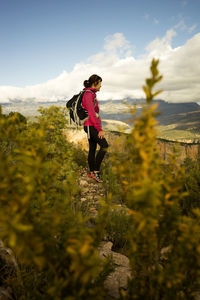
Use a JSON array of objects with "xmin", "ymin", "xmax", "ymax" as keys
[{"xmin": 1, "ymin": 99, "xmax": 200, "ymax": 140}]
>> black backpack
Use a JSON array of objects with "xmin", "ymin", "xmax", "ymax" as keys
[{"xmin": 66, "ymin": 90, "xmax": 96, "ymax": 126}]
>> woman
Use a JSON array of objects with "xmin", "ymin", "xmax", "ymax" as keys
[{"xmin": 82, "ymin": 74, "xmax": 109, "ymax": 183}]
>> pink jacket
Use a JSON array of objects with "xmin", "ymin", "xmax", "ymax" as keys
[{"xmin": 82, "ymin": 87, "xmax": 102, "ymax": 132}]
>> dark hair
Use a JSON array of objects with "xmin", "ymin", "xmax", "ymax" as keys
[{"xmin": 83, "ymin": 74, "xmax": 102, "ymax": 88}]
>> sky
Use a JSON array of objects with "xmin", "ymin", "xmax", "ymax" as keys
[{"xmin": 0, "ymin": 0, "xmax": 200, "ymax": 103}]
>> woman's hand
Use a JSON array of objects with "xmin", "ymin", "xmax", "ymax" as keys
[{"xmin": 98, "ymin": 130, "xmax": 105, "ymax": 139}]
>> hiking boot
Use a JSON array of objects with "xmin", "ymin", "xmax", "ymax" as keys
[
  {"xmin": 88, "ymin": 172, "xmax": 94, "ymax": 178},
  {"xmin": 88, "ymin": 172, "xmax": 103, "ymax": 183}
]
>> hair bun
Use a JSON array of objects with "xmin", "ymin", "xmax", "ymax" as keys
[{"xmin": 83, "ymin": 79, "xmax": 90, "ymax": 88}]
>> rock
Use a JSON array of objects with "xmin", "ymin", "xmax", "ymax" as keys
[
  {"xmin": 89, "ymin": 208, "xmax": 98, "ymax": 215},
  {"xmin": 0, "ymin": 241, "xmax": 18, "ymax": 270},
  {"xmin": 81, "ymin": 197, "xmax": 87, "ymax": 202},
  {"xmin": 81, "ymin": 187, "xmax": 90, "ymax": 193},
  {"xmin": 98, "ymin": 242, "xmax": 131, "ymax": 299},
  {"xmin": 79, "ymin": 179, "xmax": 88, "ymax": 187},
  {"xmin": 0, "ymin": 241, "xmax": 17, "ymax": 300},
  {"xmin": 104, "ymin": 266, "xmax": 131, "ymax": 299},
  {"xmin": 0, "ymin": 287, "xmax": 14, "ymax": 300},
  {"xmin": 87, "ymin": 195, "xmax": 95, "ymax": 200},
  {"xmin": 160, "ymin": 245, "xmax": 172, "ymax": 260},
  {"xmin": 98, "ymin": 242, "xmax": 113, "ymax": 258},
  {"xmin": 195, "ymin": 292, "xmax": 200, "ymax": 300},
  {"xmin": 112, "ymin": 252, "xmax": 129, "ymax": 268}
]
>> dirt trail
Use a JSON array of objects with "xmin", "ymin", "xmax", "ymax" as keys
[
  {"xmin": 78, "ymin": 169, "xmax": 131, "ymax": 300},
  {"xmin": 78, "ymin": 168, "xmax": 106, "ymax": 217}
]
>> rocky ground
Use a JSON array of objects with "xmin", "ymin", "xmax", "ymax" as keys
[
  {"xmin": 78, "ymin": 169, "xmax": 131, "ymax": 299},
  {"xmin": 0, "ymin": 241, "xmax": 17, "ymax": 300},
  {"xmin": 78, "ymin": 168, "xmax": 105, "ymax": 218}
]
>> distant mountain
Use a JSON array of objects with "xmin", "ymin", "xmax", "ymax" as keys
[
  {"xmin": 1, "ymin": 98, "xmax": 200, "ymax": 135},
  {"xmin": 99, "ymin": 99, "xmax": 200, "ymax": 126},
  {"xmin": 155, "ymin": 100, "xmax": 200, "ymax": 115}
]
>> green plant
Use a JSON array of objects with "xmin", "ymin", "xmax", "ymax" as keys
[
  {"xmin": 101, "ymin": 158, "xmax": 122, "ymax": 202},
  {"xmin": 0, "ymin": 106, "xmax": 111, "ymax": 299},
  {"xmin": 180, "ymin": 157, "xmax": 200, "ymax": 216},
  {"xmin": 105, "ymin": 207, "xmax": 131, "ymax": 252},
  {"xmin": 109, "ymin": 59, "xmax": 200, "ymax": 299},
  {"xmin": 72, "ymin": 146, "xmax": 88, "ymax": 169}
]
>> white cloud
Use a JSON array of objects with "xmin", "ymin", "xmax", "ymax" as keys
[
  {"xmin": 0, "ymin": 30, "xmax": 200, "ymax": 103},
  {"xmin": 174, "ymin": 19, "xmax": 197, "ymax": 34},
  {"xmin": 188, "ymin": 24, "xmax": 197, "ymax": 33},
  {"xmin": 144, "ymin": 14, "xmax": 159, "ymax": 25},
  {"xmin": 104, "ymin": 33, "xmax": 131, "ymax": 55},
  {"xmin": 174, "ymin": 19, "xmax": 187, "ymax": 31},
  {"xmin": 145, "ymin": 29, "xmax": 177, "ymax": 58}
]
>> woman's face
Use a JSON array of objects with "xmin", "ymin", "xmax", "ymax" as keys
[{"xmin": 94, "ymin": 80, "xmax": 102, "ymax": 91}]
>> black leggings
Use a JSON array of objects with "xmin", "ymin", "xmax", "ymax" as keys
[{"xmin": 84, "ymin": 126, "xmax": 109, "ymax": 172}]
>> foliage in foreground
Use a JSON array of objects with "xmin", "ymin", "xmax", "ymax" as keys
[
  {"xmin": 181, "ymin": 157, "xmax": 200, "ymax": 216},
  {"xmin": 0, "ymin": 105, "xmax": 111, "ymax": 299},
  {"xmin": 106, "ymin": 59, "xmax": 200, "ymax": 299}
]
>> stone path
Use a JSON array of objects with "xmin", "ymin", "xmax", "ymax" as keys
[
  {"xmin": 78, "ymin": 168, "xmax": 106, "ymax": 218},
  {"xmin": 98, "ymin": 241, "xmax": 131, "ymax": 299},
  {"xmin": 78, "ymin": 169, "xmax": 131, "ymax": 299}
]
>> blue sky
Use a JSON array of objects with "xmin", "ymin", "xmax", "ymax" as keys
[{"xmin": 0, "ymin": 0, "xmax": 200, "ymax": 102}]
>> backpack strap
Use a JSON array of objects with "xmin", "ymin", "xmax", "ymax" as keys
[{"xmin": 87, "ymin": 124, "xmax": 90, "ymax": 139}]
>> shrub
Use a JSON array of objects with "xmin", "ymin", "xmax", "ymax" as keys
[
  {"xmin": 109, "ymin": 59, "xmax": 200, "ymax": 299},
  {"xmin": 180, "ymin": 157, "xmax": 200, "ymax": 216},
  {"xmin": 0, "ymin": 105, "xmax": 111, "ymax": 299}
]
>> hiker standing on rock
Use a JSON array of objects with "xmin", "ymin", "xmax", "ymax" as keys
[{"xmin": 82, "ymin": 74, "xmax": 109, "ymax": 183}]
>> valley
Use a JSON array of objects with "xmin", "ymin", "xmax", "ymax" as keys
[{"xmin": 1, "ymin": 98, "xmax": 200, "ymax": 142}]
